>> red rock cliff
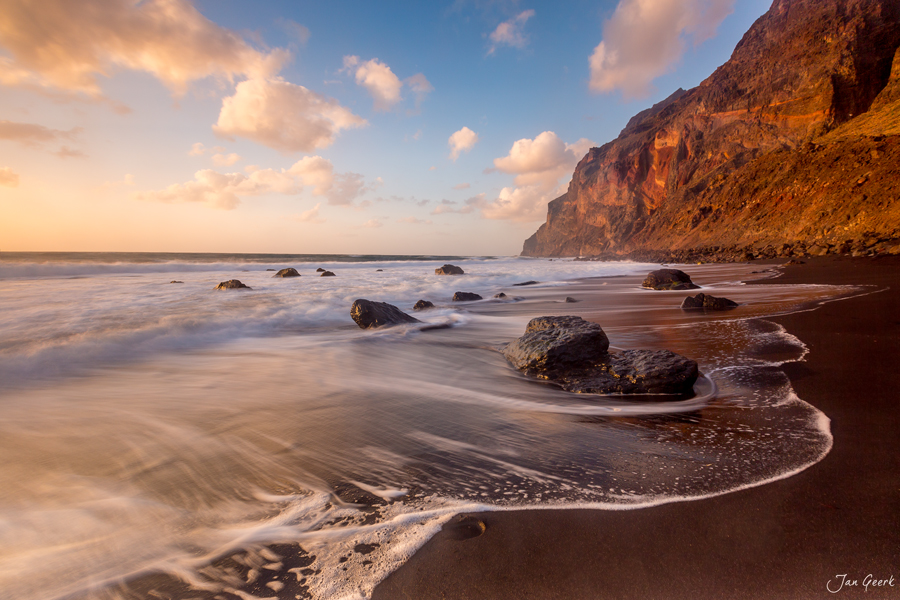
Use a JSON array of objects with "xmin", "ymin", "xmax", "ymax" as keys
[{"xmin": 522, "ymin": 0, "xmax": 900, "ymax": 258}]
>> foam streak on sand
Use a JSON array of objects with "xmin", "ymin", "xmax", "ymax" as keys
[{"xmin": 0, "ymin": 255, "xmax": 857, "ymax": 599}]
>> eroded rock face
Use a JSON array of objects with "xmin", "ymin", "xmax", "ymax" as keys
[
  {"xmin": 681, "ymin": 293, "xmax": 739, "ymax": 310},
  {"xmin": 215, "ymin": 279, "xmax": 251, "ymax": 290},
  {"xmin": 413, "ymin": 299, "xmax": 435, "ymax": 310},
  {"xmin": 351, "ymin": 299, "xmax": 420, "ymax": 329},
  {"xmin": 452, "ymin": 292, "xmax": 482, "ymax": 301},
  {"xmin": 642, "ymin": 269, "xmax": 699, "ymax": 290},
  {"xmin": 522, "ymin": 0, "xmax": 900, "ymax": 258},
  {"xmin": 435, "ymin": 264, "xmax": 464, "ymax": 275},
  {"xmin": 273, "ymin": 268, "xmax": 300, "ymax": 277},
  {"xmin": 502, "ymin": 316, "xmax": 698, "ymax": 396}
]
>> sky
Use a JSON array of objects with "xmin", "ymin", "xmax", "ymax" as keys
[{"xmin": 0, "ymin": 0, "xmax": 772, "ymax": 255}]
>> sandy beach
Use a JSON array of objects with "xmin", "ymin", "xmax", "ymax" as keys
[{"xmin": 373, "ymin": 256, "xmax": 900, "ymax": 600}]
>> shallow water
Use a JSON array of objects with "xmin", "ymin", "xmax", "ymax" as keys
[{"xmin": 0, "ymin": 254, "xmax": 859, "ymax": 599}]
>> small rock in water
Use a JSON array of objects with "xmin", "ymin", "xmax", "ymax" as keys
[
  {"xmin": 502, "ymin": 316, "xmax": 698, "ymax": 396},
  {"xmin": 512, "ymin": 280, "xmax": 539, "ymax": 286},
  {"xmin": 266, "ymin": 268, "xmax": 276, "ymax": 271},
  {"xmin": 642, "ymin": 268, "xmax": 700, "ymax": 290},
  {"xmin": 435, "ymin": 264, "xmax": 464, "ymax": 275},
  {"xmin": 681, "ymin": 293, "xmax": 738, "ymax": 311},
  {"xmin": 376, "ymin": 269, "xmax": 384, "ymax": 272},
  {"xmin": 316, "ymin": 267, "xmax": 326, "ymax": 272},
  {"xmin": 564, "ymin": 296, "xmax": 578, "ymax": 303},
  {"xmin": 320, "ymin": 270, "xmax": 336, "ymax": 277},
  {"xmin": 215, "ymin": 279, "xmax": 251, "ymax": 290},
  {"xmin": 494, "ymin": 292, "xmax": 507, "ymax": 299},
  {"xmin": 351, "ymin": 299, "xmax": 420, "ymax": 329},
  {"xmin": 273, "ymin": 268, "xmax": 300, "ymax": 278},
  {"xmin": 169, "ymin": 280, "xmax": 183, "ymax": 284},
  {"xmin": 413, "ymin": 299, "xmax": 435, "ymax": 310},
  {"xmin": 452, "ymin": 291, "xmax": 482, "ymax": 301}
]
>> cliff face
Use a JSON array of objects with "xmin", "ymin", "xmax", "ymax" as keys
[{"xmin": 523, "ymin": 0, "xmax": 900, "ymax": 258}]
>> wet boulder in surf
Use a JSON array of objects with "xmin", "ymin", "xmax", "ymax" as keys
[
  {"xmin": 681, "ymin": 293, "xmax": 738, "ymax": 311},
  {"xmin": 503, "ymin": 316, "xmax": 609, "ymax": 376},
  {"xmin": 215, "ymin": 279, "xmax": 251, "ymax": 290},
  {"xmin": 503, "ymin": 316, "xmax": 698, "ymax": 396},
  {"xmin": 316, "ymin": 267, "xmax": 326, "ymax": 272},
  {"xmin": 642, "ymin": 269, "xmax": 699, "ymax": 290},
  {"xmin": 320, "ymin": 270, "xmax": 336, "ymax": 277},
  {"xmin": 435, "ymin": 264, "xmax": 464, "ymax": 275},
  {"xmin": 273, "ymin": 268, "xmax": 300, "ymax": 278},
  {"xmin": 413, "ymin": 299, "xmax": 435, "ymax": 310},
  {"xmin": 351, "ymin": 299, "xmax": 421, "ymax": 329},
  {"xmin": 452, "ymin": 291, "xmax": 482, "ymax": 301}
]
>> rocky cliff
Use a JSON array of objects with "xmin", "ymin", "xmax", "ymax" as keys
[{"xmin": 523, "ymin": 0, "xmax": 900, "ymax": 260}]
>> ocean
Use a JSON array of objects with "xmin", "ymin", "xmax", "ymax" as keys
[{"xmin": 0, "ymin": 253, "xmax": 852, "ymax": 599}]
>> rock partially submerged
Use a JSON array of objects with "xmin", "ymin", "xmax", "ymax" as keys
[
  {"xmin": 273, "ymin": 268, "xmax": 300, "ymax": 278},
  {"xmin": 351, "ymin": 299, "xmax": 421, "ymax": 329},
  {"xmin": 502, "ymin": 316, "xmax": 698, "ymax": 396},
  {"xmin": 513, "ymin": 280, "xmax": 539, "ymax": 286},
  {"xmin": 316, "ymin": 268, "xmax": 326, "ymax": 272},
  {"xmin": 452, "ymin": 292, "xmax": 482, "ymax": 301},
  {"xmin": 320, "ymin": 271, "xmax": 336, "ymax": 277},
  {"xmin": 494, "ymin": 292, "xmax": 507, "ymax": 299},
  {"xmin": 642, "ymin": 269, "xmax": 699, "ymax": 290},
  {"xmin": 564, "ymin": 296, "xmax": 578, "ymax": 303},
  {"xmin": 215, "ymin": 279, "xmax": 251, "ymax": 290},
  {"xmin": 681, "ymin": 293, "xmax": 738, "ymax": 311},
  {"xmin": 435, "ymin": 264, "xmax": 464, "ymax": 275},
  {"xmin": 413, "ymin": 299, "xmax": 435, "ymax": 310}
]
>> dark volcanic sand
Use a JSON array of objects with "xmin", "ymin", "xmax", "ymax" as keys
[{"xmin": 372, "ymin": 256, "xmax": 900, "ymax": 600}]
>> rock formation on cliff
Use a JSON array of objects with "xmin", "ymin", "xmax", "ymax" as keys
[{"xmin": 523, "ymin": 0, "xmax": 900, "ymax": 259}]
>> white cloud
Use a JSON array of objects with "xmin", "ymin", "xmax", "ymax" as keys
[
  {"xmin": 0, "ymin": 167, "xmax": 20, "ymax": 187},
  {"xmin": 362, "ymin": 218, "xmax": 383, "ymax": 228},
  {"xmin": 292, "ymin": 203, "xmax": 325, "ymax": 224},
  {"xmin": 278, "ymin": 19, "xmax": 311, "ymax": 45},
  {"xmin": 453, "ymin": 182, "xmax": 471, "ymax": 190},
  {"xmin": 448, "ymin": 126, "xmax": 479, "ymax": 161},
  {"xmin": 213, "ymin": 77, "xmax": 366, "ymax": 153},
  {"xmin": 189, "ymin": 142, "xmax": 206, "ymax": 156},
  {"xmin": 589, "ymin": 0, "xmax": 734, "ymax": 98},
  {"xmin": 342, "ymin": 56, "xmax": 432, "ymax": 112},
  {"xmin": 488, "ymin": 9, "xmax": 535, "ymax": 54},
  {"xmin": 397, "ymin": 217, "xmax": 433, "ymax": 225},
  {"xmin": 475, "ymin": 131, "xmax": 593, "ymax": 222},
  {"xmin": 134, "ymin": 156, "xmax": 372, "ymax": 209},
  {"xmin": 0, "ymin": 0, "xmax": 287, "ymax": 97},
  {"xmin": 211, "ymin": 152, "xmax": 241, "ymax": 167}
]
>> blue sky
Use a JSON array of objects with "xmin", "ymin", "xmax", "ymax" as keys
[{"xmin": 0, "ymin": 0, "xmax": 771, "ymax": 254}]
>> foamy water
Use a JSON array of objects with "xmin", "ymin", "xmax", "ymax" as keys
[{"xmin": 0, "ymin": 254, "xmax": 858, "ymax": 600}]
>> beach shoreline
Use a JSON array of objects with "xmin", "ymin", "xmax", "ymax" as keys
[{"xmin": 372, "ymin": 255, "xmax": 900, "ymax": 600}]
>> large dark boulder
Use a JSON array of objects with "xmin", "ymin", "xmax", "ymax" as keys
[
  {"xmin": 558, "ymin": 350, "xmax": 699, "ymax": 395},
  {"xmin": 273, "ymin": 268, "xmax": 300, "ymax": 278},
  {"xmin": 503, "ymin": 316, "xmax": 698, "ymax": 396},
  {"xmin": 452, "ymin": 292, "xmax": 482, "ymax": 301},
  {"xmin": 215, "ymin": 279, "xmax": 251, "ymax": 290},
  {"xmin": 681, "ymin": 293, "xmax": 738, "ymax": 310},
  {"xmin": 436, "ymin": 264, "xmax": 464, "ymax": 275},
  {"xmin": 502, "ymin": 316, "xmax": 610, "ymax": 376},
  {"xmin": 413, "ymin": 299, "xmax": 435, "ymax": 311},
  {"xmin": 351, "ymin": 299, "xmax": 421, "ymax": 329},
  {"xmin": 642, "ymin": 269, "xmax": 699, "ymax": 290}
]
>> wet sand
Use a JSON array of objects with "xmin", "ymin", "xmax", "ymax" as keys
[{"xmin": 373, "ymin": 255, "xmax": 900, "ymax": 600}]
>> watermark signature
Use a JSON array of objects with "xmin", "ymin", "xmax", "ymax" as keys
[{"xmin": 827, "ymin": 574, "xmax": 895, "ymax": 593}]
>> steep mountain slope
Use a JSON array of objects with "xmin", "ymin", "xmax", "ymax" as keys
[{"xmin": 523, "ymin": 0, "xmax": 900, "ymax": 259}]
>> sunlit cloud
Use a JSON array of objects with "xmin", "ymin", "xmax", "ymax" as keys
[
  {"xmin": 292, "ymin": 203, "xmax": 325, "ymax": 224},
  {"xmin": 453, "ymin": 182, "xmax": 471, "ymax": 190},
  {"xmin": 488, "ymin": 9, "xmax": 535, "ymax": 54},
  {"xmin": 133, "ymin": 156, "xmax": 373, "ymax": 209},
  {"xmin": 397, "ymin": 217, "xmax": 433, "ymax": 225},
  {"xmin": 476, "ymin": 131, "xmax": 593, "ymax": 222},
  {"xmin": 211, "ymin": 153, "xmax": 241, "ymax": 167},
  {"xmin": 448, "ymin": 126, "xmax": 478, "ymax": 161},
  {"xmin": 277, "ymin": 18, "xmax": 311, "ymax": 46},
  {"xmin": 213, "ymin": 77, "xmax": 366, "ymax": 153},
  {"xmin": 0, "ymin": 0, "xmax": 287, "ymax": 98},
  {"xmin": 589, "ymin": 0, "xmax": 734, "ymax": 98},
  {"xmin": 0, "ymin": 167, "xmax": 20, "ymax": 187},
  {"xmin": 342, "ymin": 56, "xmax": 432, "ymax": 112},
  {"xmin": 362, "ymin": 218, "xmax": 383, "ymax": 228}
]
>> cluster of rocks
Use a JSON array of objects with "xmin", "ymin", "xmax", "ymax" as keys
[{"xmin": 502, "ymin": 316, "xmax": 698, "ymax": 396}]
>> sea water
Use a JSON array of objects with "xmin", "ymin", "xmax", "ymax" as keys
[{"xmin": 0, "ymin": 253, "xmax": 858, "ymax": 600}]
